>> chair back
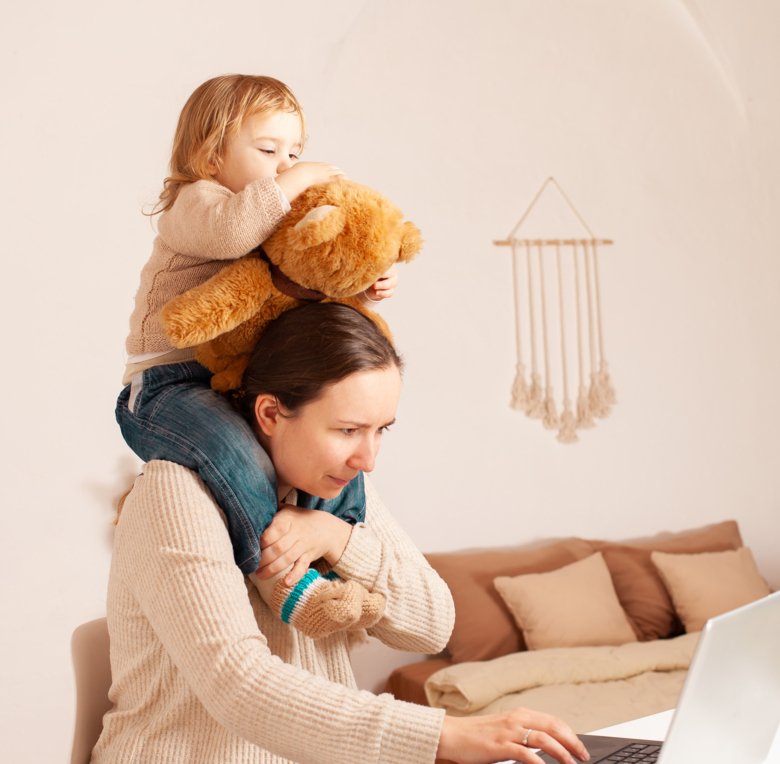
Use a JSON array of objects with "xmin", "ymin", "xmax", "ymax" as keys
[{"xmin": 71, "ymin": 618, "xmax": 112, "ymax": 764}]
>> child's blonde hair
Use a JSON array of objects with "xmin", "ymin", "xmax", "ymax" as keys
[{"xmin": 155, "ymin": 74, "xmax": 305, "ymax": 214}]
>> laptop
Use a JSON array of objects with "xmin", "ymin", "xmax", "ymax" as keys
[{"xmin": 536, "ymin": 590, "xmax": 780, "ymax": 763}]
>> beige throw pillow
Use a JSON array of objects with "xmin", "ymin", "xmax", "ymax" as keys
[
  {"xmin": 651, "ymin": 547, "xmax": 771, "ymax": 632},
  {"xmin": 494, "ymin": 552, "xmax": 637, "ymax": 650},
  {"xmin": 593, "ymin": 519, "xmax": 744, "ymax": 641},
  {"xmin": 426, "ymin": 538, "xmax": 597, "ymax": 662}
]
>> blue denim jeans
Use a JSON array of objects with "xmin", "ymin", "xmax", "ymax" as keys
[{"xmin": 115, "ymin": 361, "xmax": 365, "ymax": 574}]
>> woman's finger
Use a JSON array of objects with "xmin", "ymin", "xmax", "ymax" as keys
[
  {"xmin": 504, "ymin": 742, "xmax": 547, "ymax": 763},
  {"xmin": 528, "ymin": 729, "xmax": 582, "ymax": 764},
  {"xmin": 522, "ymin": 715, "xmax": 588, "ymax": 763}
]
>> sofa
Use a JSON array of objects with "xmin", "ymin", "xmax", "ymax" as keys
[{"xmin": 385, "ymin": 520, "xmax": 771, "ymax": 734}]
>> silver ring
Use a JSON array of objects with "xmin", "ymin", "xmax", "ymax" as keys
[{"xmin": 521, "ymin": 728, "xmax": 534, "ymax": 746}]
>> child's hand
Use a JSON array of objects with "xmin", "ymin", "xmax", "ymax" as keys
[
  {"xmin": 276, "ymin": 161, "xmax": 345, "ymax": 203},
  {"xmin": 256, "ymin": 505, "xmax": 352, "ymax": 586},
  {"xmin": 363, "ymin": 265, "xmax": 398, "ymax": 302}
]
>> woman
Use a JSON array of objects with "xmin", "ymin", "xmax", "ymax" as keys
[{"xmin": 93, "ymin": 303, "xmax": 589, "ymax": 764}]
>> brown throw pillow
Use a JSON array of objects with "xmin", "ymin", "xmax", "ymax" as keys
[
  {"xmin": 651, "ymin": 547, "xmax": 771, "ymax": 632},
  {"xmin": 426, "ymin": 538, "xmax": 596, "ymax": 663},
  {"xmin": 594, "ymin": 520, "xmax": 743, "ymax": 640},
  {"xmin": 494, "ymin": 552, "xmax": 637, "ymax": 650}
]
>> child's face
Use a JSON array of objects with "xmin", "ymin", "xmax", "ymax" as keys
[{"xmin": 214, "ymin": 109, "xmax": 303, "ymax": 194}]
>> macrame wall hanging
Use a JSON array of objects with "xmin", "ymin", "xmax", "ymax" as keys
[{"xmin": 495, "ymin": 177, "xmax": 616, "ymax": 443}]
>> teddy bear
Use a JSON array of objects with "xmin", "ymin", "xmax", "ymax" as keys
[{"xmin": 161, "ymin": 179, "xmax": 422, "ymax": 392}]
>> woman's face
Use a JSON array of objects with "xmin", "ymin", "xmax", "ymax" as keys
[{"xmin": 256, "ymin": 366, "xmax": 401, "ymax": 500}]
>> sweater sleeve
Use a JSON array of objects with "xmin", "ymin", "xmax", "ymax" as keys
[
  {"xmin": 332, "ymin": 478, "xmax": 455, "ymax": 654},
  {"xmin": 157, "ymin": 178, "xmax": 287, "ymax": 260},
  {"xmin": 115, "ymin": 461, "xmax": 444, "ymax": 764}
]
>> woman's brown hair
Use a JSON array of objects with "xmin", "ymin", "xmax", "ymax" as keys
[{"xmin": 234, "ymin": 303, "xmax": 402, "ymax": 424}]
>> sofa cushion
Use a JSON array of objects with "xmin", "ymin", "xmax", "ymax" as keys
[
  {"xmin": 594, "ymin": 520, "xmax": 743, "ymax": 640},
  {"xmin": 426, "ymin": 538, "xmax": 596, "ymax": 663},
  {"xmin": 651, "ymin": 547, "xmax": 771, "ymax": 632},
  {"xmin": 494, "ymin": 552, "xmax": 637, "ymax": 650},
  {"xmin": 426, "ymin": 520, "xmax": 744, "ymax": 662}
]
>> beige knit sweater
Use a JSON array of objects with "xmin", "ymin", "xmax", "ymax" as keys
[
  {"xmin": 91, "ymin": 461, "xmax": 453, "ymax": 763},
  {"xmin": 125, "ymin": 178, "xmax": 286, "ymax": 356}
]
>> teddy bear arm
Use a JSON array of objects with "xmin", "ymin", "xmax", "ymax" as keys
[
  {"xmin": 196, "ymin": 292, "xmax": 300, "ymax": 391},
  {"xmin": 161, "ymin": 257, "xmax": 276, "ymax": 348}
]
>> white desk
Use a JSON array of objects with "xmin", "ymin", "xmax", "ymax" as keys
[{"xmin": 498, "ymin": 710, "xmax": 780, "ymax": 763}]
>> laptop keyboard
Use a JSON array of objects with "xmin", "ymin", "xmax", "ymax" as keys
[{"xmin": 601, "ymin": 742, "xmax": 662, "ymax": 762}]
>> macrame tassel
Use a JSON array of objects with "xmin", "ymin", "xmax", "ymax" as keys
[
  {"xmin": 526, "ymin": 372, "xmax": 545, "ymax": 418},
  {"xmin": 537, "ymin": 244, "xmax": 559, "ymax": 430},
  {"xmin": 572, "ymin": 242, "xmax": 594, "ymax": 428},
  {"xmin": 554, "ymin": 242, "xmax": 574, "ymax": 441},
  {"xmin": 576, "ymin": 385, "xmax": 595, "ymax": 428},
  {"xmin": 509, "ymin": 240, "xmax": 531, "ymax": 411},
  {"xmin": 588, "ymin": 371, "xmax": 610, "ymax": 418},
  {"xmin": 542, "ymin": 390, "xmax": 560, "ymax": 430},
  {"xmin": 591, "ymin": 241, "xmax": 616, "ymax": 415},
  {"xmin": 557, "ymin": 404, "xmax": 578, "ymax": 443},
  {"xmin": 597, "ymin": 362, "xmax": 616, "ymax": 406},
  {"xmin": 524, "ymin": 242, "xmax": 545, "ymax": 418},
  {"xmin": 583, "ymin": 241, "xmax": 609, "ymax": 418},
  {"xmin": 510, "ymin": 362, "xmax": 530, "ymax": 411}
]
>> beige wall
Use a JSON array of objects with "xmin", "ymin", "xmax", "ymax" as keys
[{"xmin": 1, "ymin": 0, "xmax": 778, "ymax": 759}]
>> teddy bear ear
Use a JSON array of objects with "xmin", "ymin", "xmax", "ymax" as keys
[
  {"xmin": 291, "ymin": 204, "xmax": 347, "ymax": 249},
  {"xmin": 397, "ymin": 221, "xmax": 423, "ymax": 262}
]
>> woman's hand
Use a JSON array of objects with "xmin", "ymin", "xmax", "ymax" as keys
[
  {"xmin": 363, "ymin": 264, "xmax": 398, "ymax": 302},
  {"xmin": 436, "ymin": 709, "xmax": 590, "ymax": 764},
  {"xmin": 255, "ymin": 505, "xmax": 353, "ymax": 585}
]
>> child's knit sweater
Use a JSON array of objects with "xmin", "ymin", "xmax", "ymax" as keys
[
  {"xmin": 91, "ymin": 461, "xmax": 453, "ymax": 763},
  {"xmin": 125, "ymin": 177, "xmax": 286, "ymax": 358}
]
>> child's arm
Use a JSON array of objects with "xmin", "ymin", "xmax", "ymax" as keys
[
  {"xmin": 258, "ymin": 478, "xmax": 455, "ymax": 655},
  {"xmin": 158, "ymin": 163, "xmax": 343, "ymax": 261},
  {"xmin": 158, "ymin": 179, "xmax": 286, "ymax": 260},
  {"xmin": 275, "ymin": 161, "xmax": 344, "ymax": 204},
  {"xmin": 255, "ymin": 504, "xmax": 353, "ymax": 586}
]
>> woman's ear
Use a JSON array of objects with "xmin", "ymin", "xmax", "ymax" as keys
[{"xmin": 253, "ymin": 394, "xmax": 281, "ymax": 437}]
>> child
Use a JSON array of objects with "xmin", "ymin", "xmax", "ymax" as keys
[{"xmin": 116, "ymin": 74, "xmax": 397, "ymax": 637}]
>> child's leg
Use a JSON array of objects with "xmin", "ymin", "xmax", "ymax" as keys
[
  {"xmin": 116, "ymin": 361, "xmax": 384, "ymax": 635},
  {"xmin": 116, "ymin": 361, "xmax": 275, "ymax": 573}
]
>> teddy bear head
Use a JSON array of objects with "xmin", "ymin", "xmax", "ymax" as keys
[{"xmin": 262, "ymin": 179, "xmax": 422, "ymax": 298}]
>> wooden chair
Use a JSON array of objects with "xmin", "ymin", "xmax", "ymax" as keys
[{"xmin": 70, "ymin": 618, "xmax": 112, "ymax": 764}]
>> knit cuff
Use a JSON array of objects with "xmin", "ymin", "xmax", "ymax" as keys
[
  {"xmin": 273, "ymin": 180, "xmax": 292, "ymax": 213},
  {"xmin": 277, "ymin": 570, "xmax": 340, "ymax": 623}
]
